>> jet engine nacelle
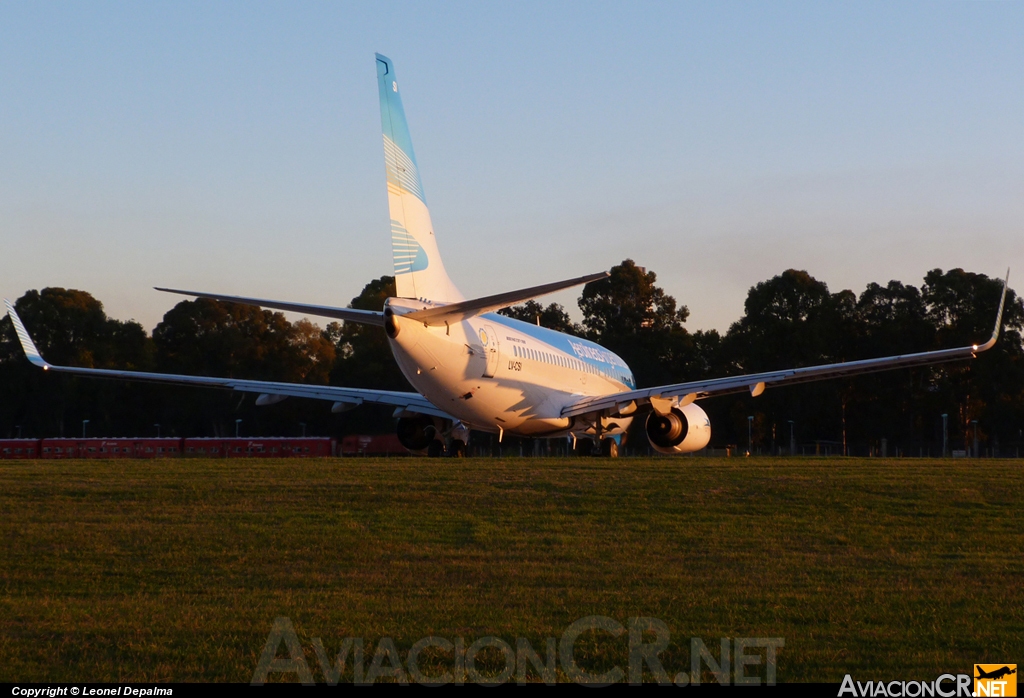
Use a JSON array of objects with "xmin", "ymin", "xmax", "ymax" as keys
[
  {"xmin": 645, "ymin": 402, "xmax": 711, "ymax": 455},
  {"xmin": 396, "ymin": 414, "xmax": 436, "ymax": 452}
]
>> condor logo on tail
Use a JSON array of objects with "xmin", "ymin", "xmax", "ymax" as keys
[{"xmin": 975, "ymin": 664, "xmax": 1017, "ymax": 697}]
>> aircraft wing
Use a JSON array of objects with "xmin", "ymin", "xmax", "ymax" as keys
[
  {"xmin": 155, "ymin": 287, "xmax": 385, "ymax": 326},
  {"xmin": 563, "ymin": 270, "xmax": 1010, "ymax": 419},
  {"xmin": 4, "ymin": 300, "xmax": 450, "ymax": 420}
]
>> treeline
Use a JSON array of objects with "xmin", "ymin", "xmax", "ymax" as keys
[{"xmin": 2, "ymin": 262, "xmax": 1022, "ymax": 454}]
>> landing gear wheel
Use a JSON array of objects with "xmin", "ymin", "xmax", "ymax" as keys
[
  {"xmin": 601, "ymin": 438, "xmax": 619, "ymax": 458},
  {"xmin": 575, "ymin": 438, "xmax": 595, "ymax": 457},
  {"xmin": 449, "ymin": 439, "xmax": 467, "ymax": 458},
  {"xmin": 427, "ymin": 440, "xmax": 445, "ymax": 458}
]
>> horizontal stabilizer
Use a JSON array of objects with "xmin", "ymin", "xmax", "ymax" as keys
[
  {"xmin": 402, "ymin": 271, "xmax": 609, "ymax": 325},
  {"xmin": 155, "ymin": 287, "xmax": 384, "ymax": 326}
]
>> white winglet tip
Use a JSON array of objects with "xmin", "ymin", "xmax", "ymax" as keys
[{"xmin": 4, "ymin": 300, "xmax": 50, "ymax": 369}]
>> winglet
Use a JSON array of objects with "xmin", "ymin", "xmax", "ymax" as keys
[
  {"xmin": 4, "ymin": 300, "xmax": 51, "ymax": 369},
  {"xmin": 974, "ymin": 268, "xmax": 1010, "ymax": 353}
]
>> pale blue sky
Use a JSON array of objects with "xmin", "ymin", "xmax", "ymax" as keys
[{"xmin": 2, "ymin": 2, "xmax": 1022, "ymax": 333}]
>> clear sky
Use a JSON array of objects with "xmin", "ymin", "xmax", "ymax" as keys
[{"xmin": 2, "ymin": 1, "xmax": 1022, "ymax": 334}]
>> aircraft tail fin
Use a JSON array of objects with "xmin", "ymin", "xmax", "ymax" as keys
[{"xmin": 376, "ymin": 54, "xmax": 463, "ymax": 303}]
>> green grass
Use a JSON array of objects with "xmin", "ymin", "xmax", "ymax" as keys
[{"xmin": 1, "ymin": 457, "xmax": 1021, "ymax": 683}]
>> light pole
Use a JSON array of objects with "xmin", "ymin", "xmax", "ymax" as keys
[
  {"xmin": 16, "ymin": 425, "xmax": 22, "ymax": 439},
  {"xmin": 235, "ymin": 419, "xmax": 242, "ymax": 438},
  {"xmin": 154, "ymin": 423, "xmax": 161, "ymax": 438},
  {"xmin": 941, "ymin": 413, "xmax": 948, "ymax": 457},
  {"xmin": 971, "ymin": 420, "xmax": 979, "ymax": 458},
  {"xmin": 747, "ymin": 415, "xmax": 754, "ymax": 457},
  {"xmin": 299, "ymin": 422, "xmax": 306, "ymax": 438},
  {"xmin": 788, "ymin": 420, "xmax": 795, "ymax": 456},
  {"xmin": 82, "ymin": 419, "xmax": 90, "ymax": 439}
]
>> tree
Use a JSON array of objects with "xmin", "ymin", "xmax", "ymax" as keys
[
  {"xmin": 153, "ymin": 299, "xmax": 320, "ymax": 382},
  {"xmin": 579, "ymin": 259, "xmax": 688, "ymax": 339},
  {"xmin": 578, "ymin": 259, "xmax": 695, "ymax": 392},
  {"xmin": 720, "ymin": 270, "xmax": 857, "ymax": 452},
  {"xmin": 0, "ymin": 288, "xmax": 156, "ymax": 438},
  {"xmin": 329, "ymin": 276, "xmax": 409, "ymax": 392},
  {"xmin": 150, "ymin": 298, "xmax": 338, "ymax": 436},
  {"xmin": 921, "ymin": 268, "xmax": 1024, "ymax": 452},
  {"xmin": 327, "ymin": 276, "xmax": 411, "ymax": 433}
]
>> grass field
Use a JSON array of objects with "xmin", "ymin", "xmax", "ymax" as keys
[{"xmin": 1, "ymin": 456, "xmax": 1021, "ymax": 683}]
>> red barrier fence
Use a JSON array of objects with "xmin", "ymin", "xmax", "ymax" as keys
[
  {"xmin": 0, "ymin": 437, "xmax": 337, "ymax": 459},
  {"xmin": 183, "ymin": 437, "xmax": 335, "ymax": 458},
  {"xmin": 0, "ymin": 439, "xmax": 41, "ymax": 459},
  {"xmin": 40, "ymin": 438, "xmax": 182, "ymax": 459},
  {"xmin": 339, "ymin": 434, "xmax": 406, "ymax": 456}
]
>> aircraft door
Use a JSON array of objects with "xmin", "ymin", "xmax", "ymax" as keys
[{"xmin": 478, "ymin": 325, "xmax": 501, "ymax": 378}]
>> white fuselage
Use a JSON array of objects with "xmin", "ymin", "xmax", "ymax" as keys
[{"xmin": 385, "ymin": 298, "xmax": 635, "ymax": 438}]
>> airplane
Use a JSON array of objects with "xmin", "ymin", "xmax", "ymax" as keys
[
  {"xmin": 976, "ymin": 666, "xmax": 1016, "ymax": 681},
  {"xmin": 4, "ymin": 54, "xmax": 1011, "ymax": 458}
]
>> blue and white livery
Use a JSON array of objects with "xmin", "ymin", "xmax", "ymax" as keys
[
  {"xmin": 377, "ymin": 54, "xmax": 462, "ymax": 304},
  {"xmin": 6, "ymin": 55, "xmax": 1008, "ymax": 457}
]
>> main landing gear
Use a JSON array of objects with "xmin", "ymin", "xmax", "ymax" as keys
[
  {"xmin": 426, "ymin": 438, "xmax": 467, "ymax": 458},
  {"xmin": 575, "ymin": 437, "xmax": 620, "ymax": 458}
]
